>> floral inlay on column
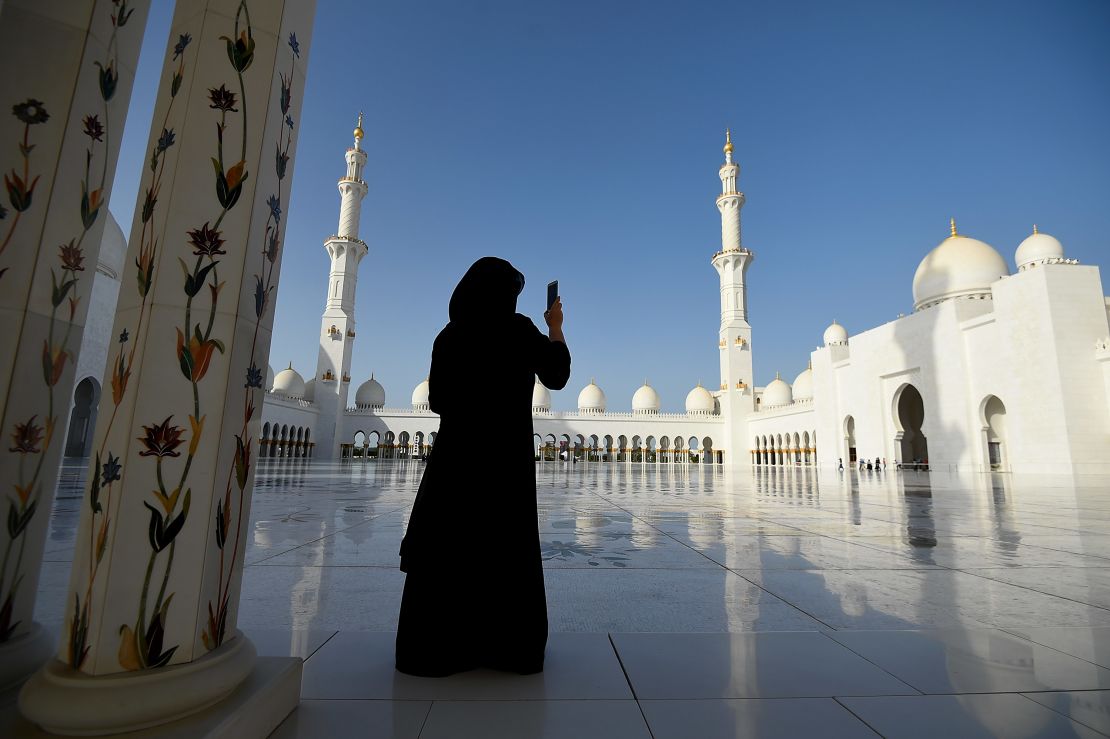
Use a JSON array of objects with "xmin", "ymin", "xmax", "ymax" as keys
[
  {"xmin": 63, "ymin": 0, "xmax": 307, "ymax": 671},
  {"xmin": 2, "ymin": 0, "xmax": 137, "ymax": 648}
]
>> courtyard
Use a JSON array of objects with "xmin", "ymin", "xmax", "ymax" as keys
[{"xmin": 23, "ymin": 459, "xmax": 1110, "ymax": 737}]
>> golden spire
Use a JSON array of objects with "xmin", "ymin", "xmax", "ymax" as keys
[
  {"xmin": 1032, "ymin": 224, "xmax": 1039, "ymax": 234},
  {"xmin": 949, "ymin": 218, "xmax": 958, "ymax": 237},
  {"xmin": 723, "ymin": 128, "xmax": 734, "ymax": 155},
  {"xmin": 353, "ymin": 111, "xmax": 364, "ymax": 141}
]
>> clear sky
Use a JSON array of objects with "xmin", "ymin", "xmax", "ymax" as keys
[{"xmin": 111, "ymin": 0, "xmax": 1110, "ymax": 412}]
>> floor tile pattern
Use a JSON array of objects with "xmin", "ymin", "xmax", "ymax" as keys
[{"xmin": 27, "ymin": 460, "xmax": 1110, "ymax": 736}]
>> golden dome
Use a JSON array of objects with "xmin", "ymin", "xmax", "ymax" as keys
[
  {"xmin": 353, "ymin": 111, "xmax": 364, "ymax": 140},
  {"xmin": 723, "ymin": 128, "xmax": 734, "ymax": 154}
]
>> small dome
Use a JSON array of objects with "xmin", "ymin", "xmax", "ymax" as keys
[
  {"xmin": 823, "ymin": 321, "xmax": 848, "ymax": 346},
  {"xmin": 272, "ymin": 364, "xmax": 305, "ymax": 399},
  {"xmin": 354, "ymin": 374, "xmax": 385, "ymax": 409},
  {"xmin": 303, "ymin": 378, "xmax": 316, "ymax": 402},
  {"xmin": 792, "ymin": 365, "xmax": 813, "ymax": 401},
  {"xmin": 577, "ymin": 379, "xmax": 606, "ymax": 414},
  {"xmin": 532, "ymin": 378, "xmax": 551, "ymax": 411},
  {"xmin": 411, "ymin": 378, "xmax": 430, "ymax": 410},
  {"xmin": 912, "ymin": 220, "xmax": 1009, "ymax": 310},
  {"xmin": 1015, "ymin": 226, "xmax": 1064, "ymax": 270},
  {"xmin": 685, "ymin": 383, "xmax": 715, "ymax": 415},
  {"xmin": 762, "ymin": 373, "xmax": 793, "ymax": 408},
  {"xmin": 632, "ymin": 381, "xmax": 660, "ymax": 414},
  {"xmin": 266, "ymin": 364, "xmax": 275, "ymax": 391}
]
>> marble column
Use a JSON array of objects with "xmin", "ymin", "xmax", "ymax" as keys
[
  {"xmin": 20, "ymin": 0, "xmax": 316, "ymax": 734},
  {"xmin": 0, "ymin": 0, "xmax": 149, "ymax": 690}
]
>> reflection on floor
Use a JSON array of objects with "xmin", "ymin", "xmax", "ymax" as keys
[{"xmin": 31, "ymin": 459, "xmax": 1110, "ymax": 737}]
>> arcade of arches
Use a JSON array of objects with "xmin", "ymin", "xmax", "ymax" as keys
[
  {"xmin": 752, "ymin": 431, "xmax": 818, "ymax": 466},
  {"xmin": 342, "ymin": 430, "xmax": 436, "ymax": 459},
  {"xmin": 532, "ymin": 433, "xmax": 722, "ymax": 464},
  {"xmin": 259, "ymin": 422, "xmax": 314, "ymax": 458}
]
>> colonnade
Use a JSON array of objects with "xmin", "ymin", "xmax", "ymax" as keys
[
  {"xmin": 752, "ymin": 430, "xmax": 818, "ymax": 466},
  {"xmin": 535, "ymin": 433, "xmax": 723, "ymax": 465},
  {"xmin": 259, "ymin": 422, "xmax": 314, "ymax": 458}
]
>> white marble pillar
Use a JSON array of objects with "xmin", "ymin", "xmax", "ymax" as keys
[
  {"xmin": 0, "ymin": 0, "xmax": 149, "ymax": 690},
  {"xmin": 20, "ymin": 0, "xmax": 316, "ymax": 734}
]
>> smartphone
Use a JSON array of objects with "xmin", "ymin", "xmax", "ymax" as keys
[{"xmin": 547, "ymin": 280, "xmax": 559, "ymax": 311}]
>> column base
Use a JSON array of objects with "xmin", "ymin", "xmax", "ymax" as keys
[
  {"xmin": 17, "ymin": 631, "xmax": 295, "ymax": 736},
  {"xmin": 0, "ymin": 623, "xmax": 56, "ymax": 692}
]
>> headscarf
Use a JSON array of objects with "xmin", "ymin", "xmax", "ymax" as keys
[{"xmin": 448, "ymin": 257, "xmax": 525, "ymax": 322}]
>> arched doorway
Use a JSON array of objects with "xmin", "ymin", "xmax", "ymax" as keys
[
  {"xmin": 894, "ymin": 384, "xmax": 928, "ymax": 465},
  {"xmin": 844, "ymin": 416, "xmax": 856, "ymax": 465},
  {"xmin": 353, "ymin": 430, "xmax": 366, "ymax": 457},
  {"xmin": 64, "ymin": 377, "xmax": 100, "ymax": 457},
  {"xmin": 982, "ymin": 395, "xmax": 1007, "ymax": 471}
]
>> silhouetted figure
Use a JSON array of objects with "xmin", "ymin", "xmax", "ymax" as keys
[{"xmin": 395, "ymin": 257, "xmax": 571, "ymax": 677}]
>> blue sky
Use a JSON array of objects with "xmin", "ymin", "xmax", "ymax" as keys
[{"xmin": 111, "ymin": 0, "xmax": 1110, "ymax": 411}]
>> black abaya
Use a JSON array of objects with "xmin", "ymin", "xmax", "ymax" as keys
[{"xmin": 396, "ymin": 258, "xmax": 571, "ymax": 677}]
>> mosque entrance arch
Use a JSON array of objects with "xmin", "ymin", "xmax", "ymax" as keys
[
  {"xmin": 894, "ymin": 384, "xmax": 928, "ymax": 466},
  {"xmin": 843, "ymin": 416, "xmax": 856, "ymax": 465},
  {"xmin": 981, "ymin": 395, "xmax": 1007, "ymax": 471},
  {"xmin": 64, "ymin": 377, "xmax": 100, "ymax": 457}
]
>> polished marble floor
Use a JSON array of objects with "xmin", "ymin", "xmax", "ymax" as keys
[{"xmin": 28, "ymin": 459, "xmax": 1110, "ymax": 736}]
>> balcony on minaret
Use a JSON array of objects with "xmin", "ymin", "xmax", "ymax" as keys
[
  {"xmin": 327, "ymin": 325, "xmax": 341, "ymax": 339},
  {"xmin": 342, "ymin": 372, "xmax": 351, "ymax": 383},
  {"xmin": 736, "ymin": 380, "xmax": 748, "ymax": 390},
  {"xmin": 346, "ymin": 329, "xmax": 356, "ymax": 338},
  {"xmin": 734, "ymin": 337, "xmax": 747, "ymax": 348},
  {"xmin": 322, "ymin": 369, "xmax": 336, "ymax": 382}
]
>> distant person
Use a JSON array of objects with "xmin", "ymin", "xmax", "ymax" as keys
[
  {"xmin": 882, "ymin": 457, "xmax": 887, "ymax": 470},
  {"xmin": 874, "ymin": 457, "xmax": 881, "ymax": 472},
  {"xmin": 396, "ymin": 257, "xmax": 571, "ymax": 676},
  {"xmin": 838, "ymin": 458, "xmax": 844, "ymax": 472}
]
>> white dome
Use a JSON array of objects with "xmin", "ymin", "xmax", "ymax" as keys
[
  {"xmin": 912, "ymin": 222, "xmax": 1009, "ymax": 310},
  {"xmin": 272, "ymin": 364, "xmax": 305, "ymax": 399},
  {"xmin": 266, "ymin": 364, "xmax": 275, "ymax": 391},
  {"xmin": 354, "ymin": 375, "xmax": 385, "ymax": 409},
  {"xmin": 303, "ymin": 378, "xmax": 316, "ymax": 402},
  {"xmin": 411, "ymin": 378, "xmax": 430, "ymax": 410},
  {"xmin": 577, "ymin": 380, "xmax": 606, "ymax": 413},
  {"xmin": 532, "ymin": 378, "xmax": 551, "ymax": 411},
  {"xmin": 685, "ymin": 383, "xmax": 715, "ymax": 415},
  {"xmin": 1015, "ymin": 227, "xmax": 1064, "ymax": 270},
  {"xmin": 762, "ymin": 373, "xmax": 793, "ymax": 408},
  {"xmin": 792, "ymin": 366, "xmax": 813, "ymax": 401},
  {"xmin": 96, "ymin": 211, "xmax": 126, "ymax": 278},
  {"xmin": 632, "ymin": 382, "xmax": 660, "ymax": 414},
  {"xmin": 823, "ymin": 321, "xmax": 848, "ymax": 346}
]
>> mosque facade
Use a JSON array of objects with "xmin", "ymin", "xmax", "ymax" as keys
[{"xmin": 71, "ymin": 127, "xmax": 1110, "ymax": 474}]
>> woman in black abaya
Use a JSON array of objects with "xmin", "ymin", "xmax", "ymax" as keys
[{"xmin": 396, "ymin": 257, "xmax": 571, "ymax": 677}]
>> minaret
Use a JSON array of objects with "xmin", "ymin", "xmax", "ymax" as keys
[
  {"xmin": 314, "ymin": 113, "xmax": 370, "ymax": 458},
  {"xmin": 711, "ymin": 129, "xmax": 754, "ymax": 410}
]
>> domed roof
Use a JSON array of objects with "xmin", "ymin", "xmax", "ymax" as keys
[
  {"xmin": 266, "ymin": 364, "xmax": 275, "ymax": 391},
  {"xmin": 96, "ymin": 211, "xmax": 126, "ymax": 278},
  {"xmin": 532, "ymin": 378, "xmax": 551, "ymax": 410},
  {"xmin": 354, "ymin": 374, "xmax": 385, "ymax": 408},
  {"xmin": 823, "ymin": 321, "xmax": 848, "ymax": 346},
  {"xmin": 792, "ymin": 364, "xmax": 813, "ymax": 401},
  {"xmin": 632, "ymin": 381, "xmax": 660, "ymax": 413},
  {"xmin": 1015, "ymin": 225, "xmax": 1064, "ymax": 270},
  {"xmin": 272, "ymin": 363, "xmax": 305, "ymax": 399},
  {"xmin": 577, "ymin": 379, "xmax": 606, "ymax": 413},
  {"xmin": 303, "ymin": 378, "xmax": 316, "ymax": 402},
  {"xmin": 762, "ymin": 373, "xmax": 793, "ymax": 408},
  {"xmin": 912, "ymin": 220, "xmax": 1009, "ymax": 311},
  {"xmin": 685, "ymin": 382, "xmax": 715, "ymax": 415},
  {"xmin": 411, "ymin": 378, "xmax": 430, "ymax": 409}
]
